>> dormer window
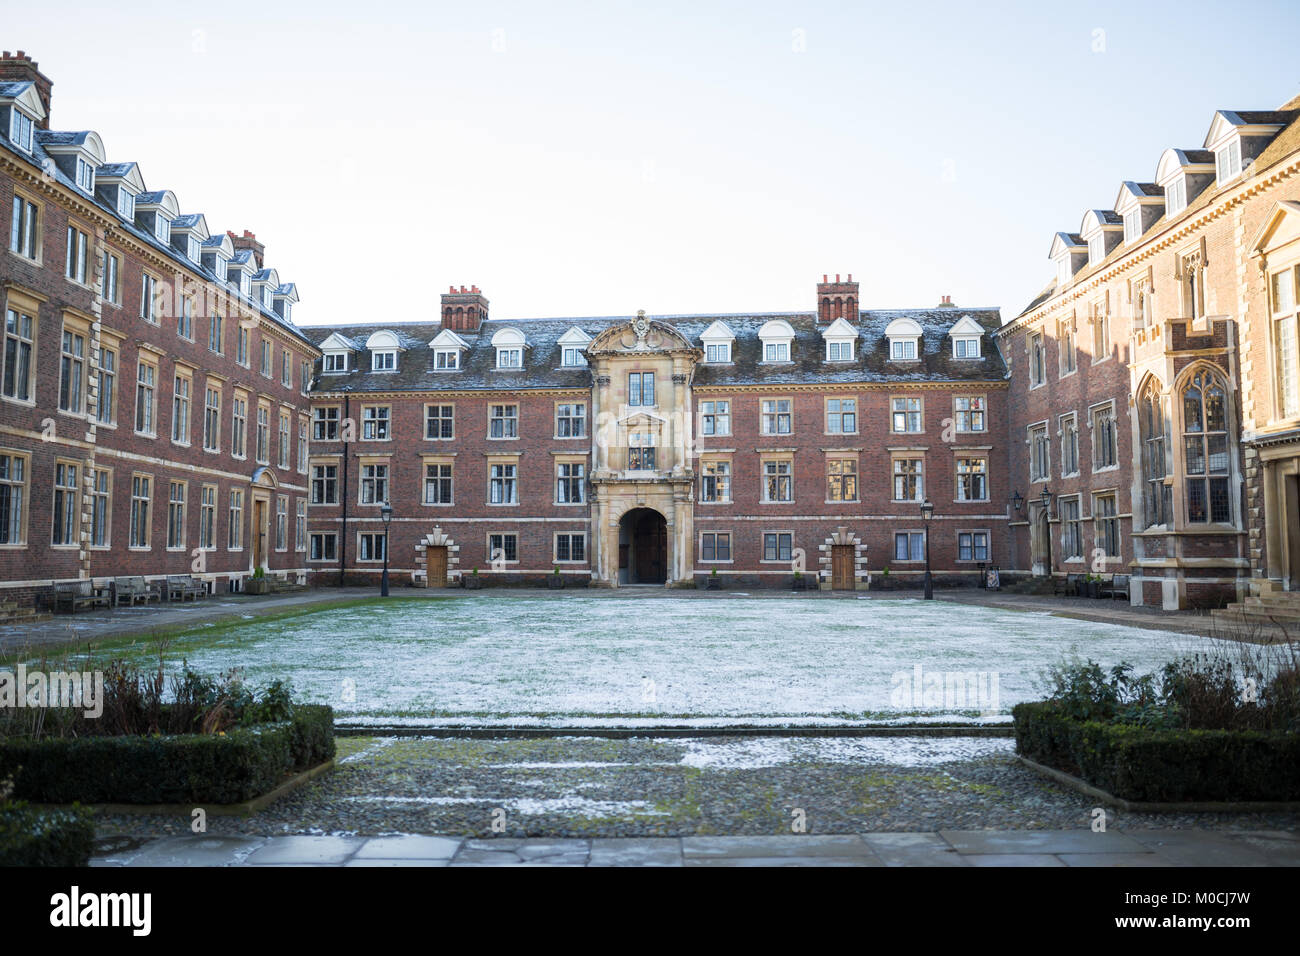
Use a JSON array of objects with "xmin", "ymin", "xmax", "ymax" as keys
[
  {"xmin": 821, "ymin": 317, "xmax": 858, "ymax": 362},
  {"xmin": 1165, "ymin": 177, "xmax": 1186, "ymax": 216},
  {"xmin": 699, "ymin": 320, "xmax": 736, "ymax": 364},
  {"xmin": 187, "ymin": 236, "xmax": 200, "ymax": 262},
  {"xmin": 239, "ymin": 272, "xmax": 250, "ymax": 297},
  {"xmin": 155, "ymin": 216, "xmax": 170, "ymax": 243},
  {"xmin": 1215, "ymin": 139, "xmax": 1242, "ymax": 183},
  {"xmin": 364, "ymin": 331, "xmax": 403, "ymax": 372},
  {"xmin": 953, "ymin": 337, "xmax": 980, "ymax": 358},
  {"xmin": 75, "ymin": 157, "xmax": 95, "ymax": 193},
  {"xmin": 758, "ymin": 319, "xmax": 795, "ymax": 363},
  {"xmin": 8, "ymin": 108, "xmax": 33, "ymax": 152},
  {"xmin": 263, "ymin": 287, "xmax": 273, "ymax": 309},
  {"xmin": 435, "ymin": 349, "xmax": 460, "ymax": 370},
  {"xmin": 428, "ymin": 328, "xmax": 469, "ymax": 371},
  {"xmin": 491, "ymin": 327, "xmax": 528, "ymax": 369},
  {"xmin": 215, "ymin": 257, "xmax": 227, "ymax": 282},
  {"xmin": 1057, "ymin": 257, "xmax": 1071, "ymax": 287},
  {"xmin": 323, "ymin": 353, "xmax": 348, "ymax": 373},
  {"xmin": 947, "ymin": 316, "xmax": 984, "ymax": 359},
  {"xmin": 1124, "ymin": 210, "xmax": 1141, "ymax": 243},
  {"xmin": 118, "ymin": 189, "xmax": 135, "ymax": 220},
  {"xmin": 885, "ymin": 317, "xmax": 924, "ymax": 362},
  {"xmin": 556, "ymin": 326, "xmax": 592, "ymax": 367},
  {"xmin": 1088, "ymin": 235, "xmax": 1104, "ymax": 264}
]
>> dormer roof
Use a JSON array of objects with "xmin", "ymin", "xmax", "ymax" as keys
[
  {"xmin": 1155, "ymin": 147, "xmax": 1215, "ymax": 184},
  {"xmin": 557, "ymin": 326, "xmax": 593, "ymax": 346},
  {"xmin": 1204, "ymin": 109, "xmax": 1291, "ymax": 150},
  {"xmin": 96, "ymin": 161, "xmax": 145, "ymax": 193},
  {"xmin": 200, "ymin": 233, "xmax": 234, "ymax": 258},
  {"xmin": 1049, "ymin": 232, "xmax": 1086, "ymax": 259},
  {"xmin": 820, "ymin": 316, "xmax": 858, "ymax": 338},
  {"xmin": 884, "ymin": 316, "xmax": 924, "ymax": 339},
  {"xmin": 947, "ymin": 315, "xmax": 984, "ymax": 337},
  {"xmin": 37, "ymin": 129, "xmax": 105, "ymax": 163},
  {"xmin": 1114, "ymin": 181, "xmax": 1164, "ymax": 212},
  {"xmin": 699, "ymin": 319, "xmax": 736, "ymax": 342},
  {"xmin": 135, "ymin": 189, "xmax": 179, "ymax": 218},
  {"xmin": 1080, "ymin": 209, "xmax": 1123, "ymax": 235},
  {"xmin": 490, "ymin": 326, "xmax": 529, "ymax": 349},
  {"xmin": 0, "ymin": 81, "xmax": 46, "ymax": 121},
  {"xmin": 365, "ymin": 330, "xmax": 405, "ymax": 352},
  {"xmin": 318, "ymin": 332, "xmax": 355, "ymax": 353},
  {"xmin": 429, "ymin": 328, "xmax": 470, "ymax": 350},
  {"xmin": 758, "ymin": 318, "xmax": 795, "ymax": 339}
]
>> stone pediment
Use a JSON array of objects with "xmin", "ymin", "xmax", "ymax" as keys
[{"xmin": 587, "ymin": 311, "xmax": 699, "ymax": 356}]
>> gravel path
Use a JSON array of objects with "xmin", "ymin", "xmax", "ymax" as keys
[{"xmin": 91, "ymin": 735, "xmax": 1300, "ymax": 840}]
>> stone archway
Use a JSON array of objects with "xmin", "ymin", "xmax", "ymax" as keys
[
  {"xmin": 819, "ymin": 526, "xmax": 867, "ymax": 590},
  {"xmin": 619, "ymin": 508, "xmax": 668, "ymax": 585},
  {"xmin": 414, "ymin": 526, "xmax": 460, "ymax": 587}
]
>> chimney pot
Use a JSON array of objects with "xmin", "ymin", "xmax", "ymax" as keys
[
  {"xmin": 836, "ymin": 274, "xmax": 840, "ymax": 282},
  {"xmin": 822, "ymin": 274, "xmax": 827, "ymax": 283},
  {"xmin": 847, "ymin": 274, "xmax": 852, "ymax": 282}
]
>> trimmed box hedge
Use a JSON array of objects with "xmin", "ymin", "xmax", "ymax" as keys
[
  {"xmin": 1013, "ymin": 701, "xmax": 1300, "ymax": 802},
  {"xmin": 0, "ymin": 705, "xmax": 334, "ymax": 805},
  {"xmin": 0, "ymin": 802, "xmax": 96, "ymax": 867}
]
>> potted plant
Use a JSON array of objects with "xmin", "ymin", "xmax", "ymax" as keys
[
  {"xmin": 792, "ymin": 570, "xmax": 807, "ymax": 591},
  {"xmin": 547, "ymin": 566, "xmax": 565, "ymax": 589},
  {"xmin": 464, "ymin": 568, "xmax": 483, "ymax": 590},
  {"xmin": 1081, "ymin": 574, "xmax": 1098, "ymax": 599},
  {"xmin": 705, "ymin": 567, "xmax": 721, "ymax": 590},
  {"xmin": 245, "ymin": 566, "xmax": 271, "ymax": 595}
]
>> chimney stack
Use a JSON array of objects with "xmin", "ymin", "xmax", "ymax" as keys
[
  {"xmin": 0, "ymin": 51, "xmax": 54, "ymax": 129},
  {"xmin": 441, "ymin": 284, "xmax": 489, "ymax": 331},
  {"xmin": 816, "ymin": 272, "xmax": 860, "ymax": 324},
  {"xmin": 228, "ymin": 230, "xmax": 266, "ymax": 271},
  {"xmin": 936, "ymin": 295, "xmax": 957, "ymax": 309}
]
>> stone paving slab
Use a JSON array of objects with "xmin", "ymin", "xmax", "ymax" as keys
[
  {"xmin": 939, "ymin": 829, "xmax": 1147, "ymax": 855},
  {"xmin": 86, "ymin": 830, "xmax": 1300, "ymax": 867},
  {"xmin": 243, "ymin": 835, "xmax": 365, "ymax": 866},
  {"xmin": 682, "ymin": 835, "xmax": 877, "ymax": 859}
]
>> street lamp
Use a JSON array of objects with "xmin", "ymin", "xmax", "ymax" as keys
[
  {"xmin": 380, "ymin": 501, "xmax": 393, "ymax": 597},
  {"xmin": 1039, "ymin": 488, "xmax": 1053, "ymax": 580},
  {"xmin": 1010, "ymin": 490, "xmax": 1024, "ymax": 515},
  {"xmin": 920, "ymin": 498, "xmax": 934, "ymax": 600}
]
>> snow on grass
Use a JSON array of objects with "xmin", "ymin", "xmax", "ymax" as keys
[{"xmin": 86, "ymin": 595, "xmax": 1217, "ymax": 724}]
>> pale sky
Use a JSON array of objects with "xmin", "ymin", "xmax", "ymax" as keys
[{"xmin": 9, "ymin": 0, "xmax": 1300, "ymax": 325}]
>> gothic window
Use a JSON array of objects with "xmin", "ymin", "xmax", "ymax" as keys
[{"xmin": 1182, "ymin": 369, "xmax": 1230, "ymax": 524}]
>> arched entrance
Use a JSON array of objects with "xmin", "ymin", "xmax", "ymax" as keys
[{"xmin": 619, "ymin": 508, "xmax": 667, "ymax": 584}]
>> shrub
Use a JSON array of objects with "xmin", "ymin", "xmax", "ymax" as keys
[
  {"xmin": 0, "ymin": 706, "xmax": 334, "ymax": 805},
  {"xmin": 0, "ymin": 801, "xmax": 96, "ymax": 867},
  {"xmin": 1013, "ymin": 702, "xmax": 1300, "ymax": 802}
]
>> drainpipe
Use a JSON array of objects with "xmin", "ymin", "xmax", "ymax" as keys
[{"xmin": 339, "ymin": 394, "xmax": 350, "ymax": 586}]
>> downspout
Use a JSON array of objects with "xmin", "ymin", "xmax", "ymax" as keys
[{"xmin": 339, "ymin": 394, "xmax": 350, "ymax": 586}]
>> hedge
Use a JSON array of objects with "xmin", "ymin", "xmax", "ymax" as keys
[
  {"xmin": 0, "ymin": 705, "xmax": 335, "ymax": 805},
  {"xmin": 1013, "ymin": 701, "xmax": 1300, "ymax": 802},
  {"xmin": 0, "ymin": 802, "xmax": 96, "ymax": 867}
]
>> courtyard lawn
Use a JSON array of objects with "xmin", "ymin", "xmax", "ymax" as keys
[{"xmin": 60, "ymin": 595, "xmax": 1221, "ymax": 726}]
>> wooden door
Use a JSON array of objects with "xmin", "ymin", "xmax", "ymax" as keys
[
  {"xmin": 832, "ymin": 545, "xmax": 854, "ymax": 590},
  {"xmin": 253, "ymin": 499, "xmax": 266, "ymax": 568},
  {"xmin": 427, "ymin": 546, "xmax": 448, "ymax": 587}
]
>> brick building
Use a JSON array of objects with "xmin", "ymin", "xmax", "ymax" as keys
[
  {"xmin": 995, "ymin": 91, "xmax": 1300, "ymax": 608},
  {"xmin": 301, "ymin": 280, "xmax": 1012, "ymax": 589},
  {"xmin": 0, "ymin": 51, "xmax": 318, "ymax": 607}
]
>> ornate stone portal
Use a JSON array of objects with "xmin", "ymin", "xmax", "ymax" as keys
[{"xmin": 586, "ymin": 313, "xmax": 702, "ymax": 587}]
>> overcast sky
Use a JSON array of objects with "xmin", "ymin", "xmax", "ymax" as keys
[{"xmin": 9, "ymin": 0, "xmax": 1300, "ymax": 326}]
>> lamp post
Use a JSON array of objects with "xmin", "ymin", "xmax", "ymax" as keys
[
  {"xmin": 380, "ymin": 501, "xmax": 393, "ymax": 597},
  {"xmin": 1039, "ymin": 487, "xmax": 1053, "ymax": 580},
  {"xmin": 920, "ymin": 498, "xmax": 934, "ymax": 600},
  {"xmin": 1011, "ymin": 490, "xmax": 1024, "ymax": 515}
]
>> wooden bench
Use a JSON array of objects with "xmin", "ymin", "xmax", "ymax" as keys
[
  {"xmin": 112, "ymin": 576, "xmax": 156, "ymax": 606},
  {"xmin": 1099, "ymin": 573, "xmax": 1130, "ymax": 601},
  {"xmin": 165, "ymin": 575, "xmax": 207, "ymax": 602},
  {"xmin": 1054, "ymin": 573, "xmax": 1082, "ymax": 597},
  {"xmin": 54, "ymin": 580, "xmax": 111, "ymax": 613}
]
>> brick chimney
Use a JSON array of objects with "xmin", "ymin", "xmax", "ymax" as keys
[
  {"xmin": 440, "ymin": 285, "xmax": 489, "ymax": 331},
  {"xmin": 228, "ymin": 230, "xmax": 265, "ymax": 271},
  {"xmin": 816, "ymin": 273, "xmax": 859, "ymax": 323},
  {"xmin": 936, "ymin": 295, "xmax": 957, "ymax": 309},
  {"xmin": 0, "ymin": 51, "xmax": 53, "ymax": 129}
]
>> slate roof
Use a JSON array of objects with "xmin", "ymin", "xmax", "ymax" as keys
[
  {"xmin": 0, "ymin": 81, "xmax": 30, "ymax": 98},
  {"xmin": 0, "ymin": 112, "xmax": 311, "ymax": 346},
  {"xmin": 1012, "ymin": 101, "xmax": 1300, "ymax": 321},
  {"xmin": 171, "ymin": 213, "xmax": 205, "ymax": 228},
  {"xmin": 300, "ymin": 308, "xmax": 1007, "ymax": 395}
]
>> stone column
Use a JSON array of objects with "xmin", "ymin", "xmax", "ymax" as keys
[{"xmin": 1263, "ymin": 458, "xmax": 1282, "ymax": 584}]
